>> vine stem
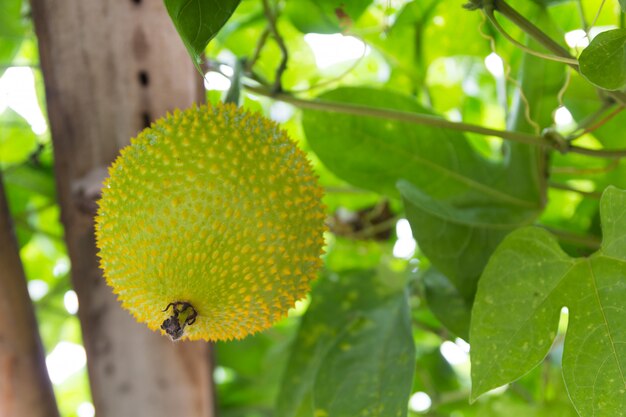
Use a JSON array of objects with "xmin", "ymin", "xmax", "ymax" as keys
[
  {"xmin": 548, "ymin": 181, "xmax": 602, "ymax": 199},
  {"xmin": 483, "ymin": 6, "xmax": 578, "ymax": 65},
  {"xmin": 541, "ymin": 226, "xmax": 601, "ymax": 250},
  {"xmin": 571, "ymin": 105, "xmax": 626, "ymax": 140},
  {"xmin": 244, "ymin": 84, "xmax": 626, "ymax": 158},
  {"xmin": 551, "ymin": 159, "xmax": 620, "ymax": 175},
  {"xmin": 566, "ymin": 102, "xmax": 615, "ymax": 141},
  {"xmin": 491, "ymin": 0, "xmax": 626, "ymax": 106},
  {"xmin": 261, "ymin": 0, "xmax": 288, "ymax": 92},
  {"xmin": 342, "ymin": 215, "xmax": 400, "ymax": 240},
  {"xmin": 589, "ymin": 0, "xmax": 607, "ymax": 30},
  {"xmin": 576, "ymin": 0, "xmax": 588, "ymax": 32},
  {"xmin": 245, "ymin": 27, "xmax": 270, "ymax": 73}
]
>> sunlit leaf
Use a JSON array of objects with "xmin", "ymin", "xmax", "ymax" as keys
[
  {"xmin": 471, "ymin": 186, "xmax": 626, "ymax": 416},
  {"xmin": 0, "ymin": 0, "xmax": 28, "ymax": 76},
  {"xmin": 0, "ymin": 108, "xmax": 38, "ymax": 166},
  {"xmin": 579, "ymin": 29, "xmax": 626, "ymax": 91}
]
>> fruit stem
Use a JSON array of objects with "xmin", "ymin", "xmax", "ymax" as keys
[{"xmin": 161, "ymin": 301, "xmax": 198, "ymax": 341}]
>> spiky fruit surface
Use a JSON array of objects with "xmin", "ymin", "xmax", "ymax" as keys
[{"xmin": 95, "ymin": 103, "xmax": 325, "ymax": 341}]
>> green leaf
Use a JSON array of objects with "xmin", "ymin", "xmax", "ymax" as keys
[
  {"xmin": 302, "ymin": 87, "xmax": 539, "ymax": 206},
  {"xmin": 302, "ymin": 87, "xmax": 541, "ymax": 330},
  {"xmin": 423, "ymin": 268, "xmax": 472, "ymax": 340},
  {"xmin": 620, "ymin": 0, "xmax": 626, "ymax": 13},
  {"xmin": 0, "ymin": 0, "xmax": 28, "ymax": 76},
  {"xmin": 0, "ymin": 108, "xmax": 38, "ymax": 166},
  {"xmin": 422, "ymin": 1, "xmax": 491, "ymax": 65},
  {"xmin": 164, "ymin": 0, "xmax": 241, "ymax": 66},
  {"xmin": 471, "ymin": 186, "xmax": 626, "ymax": 416},
  {"xmin": 399, "ymin": 180, "xmax": 536, "ymax": 299},
  {"xmin": 579, "ymin": 29, "xmax": 626, "ymax": 91},
  {"xmin": 276, "ymin": 270, "xmax": 415, "ymax": 417},
  {"xmin": 3, "ymin": 163, "xmax": 56, "ymax": 199}
]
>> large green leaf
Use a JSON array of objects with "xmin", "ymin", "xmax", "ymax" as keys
[
  {"xmin": 164, "ymin": 0, "xmax": 241, "ymax": 66},
  {"xmin": 471, "ymin": 186, "xmax": 626, "ymax": 417},
  {"xmin": 303, "ymin": 87, "xmax": 539, "ymax": 206},
  {"xmin": 302, "ymin": 87, "xmax": 541, "ymax": 329},
  {"xmin": 399, "ymin": 180, "xmax": 536, "ymax": 299},
  {"xmin": 579, "ymin": 29, "xmax": 626, "ymax": 91},
  {"xmin": 275, "ymin": 270, "xmax": 415, "ymax": 417}
]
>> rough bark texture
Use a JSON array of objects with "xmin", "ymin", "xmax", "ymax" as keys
[
  {"xmin": 30, "ymin": 1, "xmax": 215, "ymax": 416},
  {"xmin": 0, "ymin": 173, "xmax": 59, "ymax": 417}
]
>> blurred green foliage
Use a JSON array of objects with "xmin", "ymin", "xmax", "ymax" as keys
[{"xmin": 3, "ymin": 0, "xmax": 626, "ymax": 416}]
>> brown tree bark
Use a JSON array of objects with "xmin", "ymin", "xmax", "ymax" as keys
[
  {"xmin": 30, "ymin": 1, "xmax": 215, "ymax": 416},
  {"xmin": 0, "ymin": 173, "xmax": 59, "ymax": 417}
]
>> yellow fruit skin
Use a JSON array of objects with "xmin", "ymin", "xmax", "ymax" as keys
[{"xmin": 95, "ymin": 103, "xmax": 325, "ymax": 341}]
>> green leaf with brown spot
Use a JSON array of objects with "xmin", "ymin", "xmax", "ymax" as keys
[
  {"xmin": 276, "ymin": 270, "xmax": 415, "ymax": 417},
  {"xmin": 471, "ymin": 186, "xmax": 626, "ymax": 417}
]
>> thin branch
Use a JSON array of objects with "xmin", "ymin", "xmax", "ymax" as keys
[
  {"xmin": 568, "ymin": 105, "xmax": 625, "ymax": 141},
  {"xmin": 589, "ymin": 0, "xmax": 607, "ymax": 30},
  {"xmin": 509, "ymin": 382, "xmax": 535, "ymax": 404},
  {"xmin": 483, "ymin": 6, "xmax": 578, "ymax": 65},
  {"xmin": 565, "ymin": 102, "xmax": 615, "ymax": 141},
  {"xmin": 324, "ymin": 186, "xmax": 371, "ymax": 194},
  {"xmin": 261, "ymin": 0, "xmax": 288, "ymax": 92},
  {"xmin": 0, "ymin": 63, "xmax": 40, "ymax": 70},
  {"xmin": 343, "ymin": 215, "xmax": 400, "ymax": 240},
  {"xmin": 551, "ymin": 159, "xmax": 620, "ymax": 175},
  {"xmin": 245, "ymin": 27, "xmax": 271, "ymax": 73},
  {"xmin": 491, "ymin": 0, "xmax": 576, "ymax": 65},
  {"xmin": 244, "ymin": 84, "xmax": 626, "ymax": 158},
  {"xmin": 290, "ymin": 42, "xmax": 368, "ymax": 93},
  {"xmin": 412, "ymin": 318, "xmax": 449, "ymax": 339},
  {"xmin": 548, "ymin": 181, "xmax": 602, "ymax": 199},
  {"xmin": 567, "ymin": 145, "xmax": 626, "ymax": 158},
  {"xmin": 576, "ymin": 0, "xmax": 588, "ymax": 32},
  {"xmin": 556, "ymin": 69, "xmax": 571, "ymax": 108},
  {"xmin": 491, "ymin": 0, "xmax": 626, "ymax": 106},
  {"xmin": 246, "ymin": 84, "xmax": 542, "ymax": 143},
  {"xmin": 541, "ymin": 226, "xmax": 601, "ymax": 250}
]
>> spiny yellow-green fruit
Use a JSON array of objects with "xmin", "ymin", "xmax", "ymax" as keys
[{"xmin": 95, "ymin": 103, "xmax": 325, "ymax": 341}]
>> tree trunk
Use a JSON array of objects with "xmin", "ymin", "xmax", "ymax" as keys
[
  {"xmin": 0, "ymin": 173, "xmax": 59, "ymax": 417},
  {"xmin": 30, "ymin": 1, "xmax": 215, "ymax": 416}
]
